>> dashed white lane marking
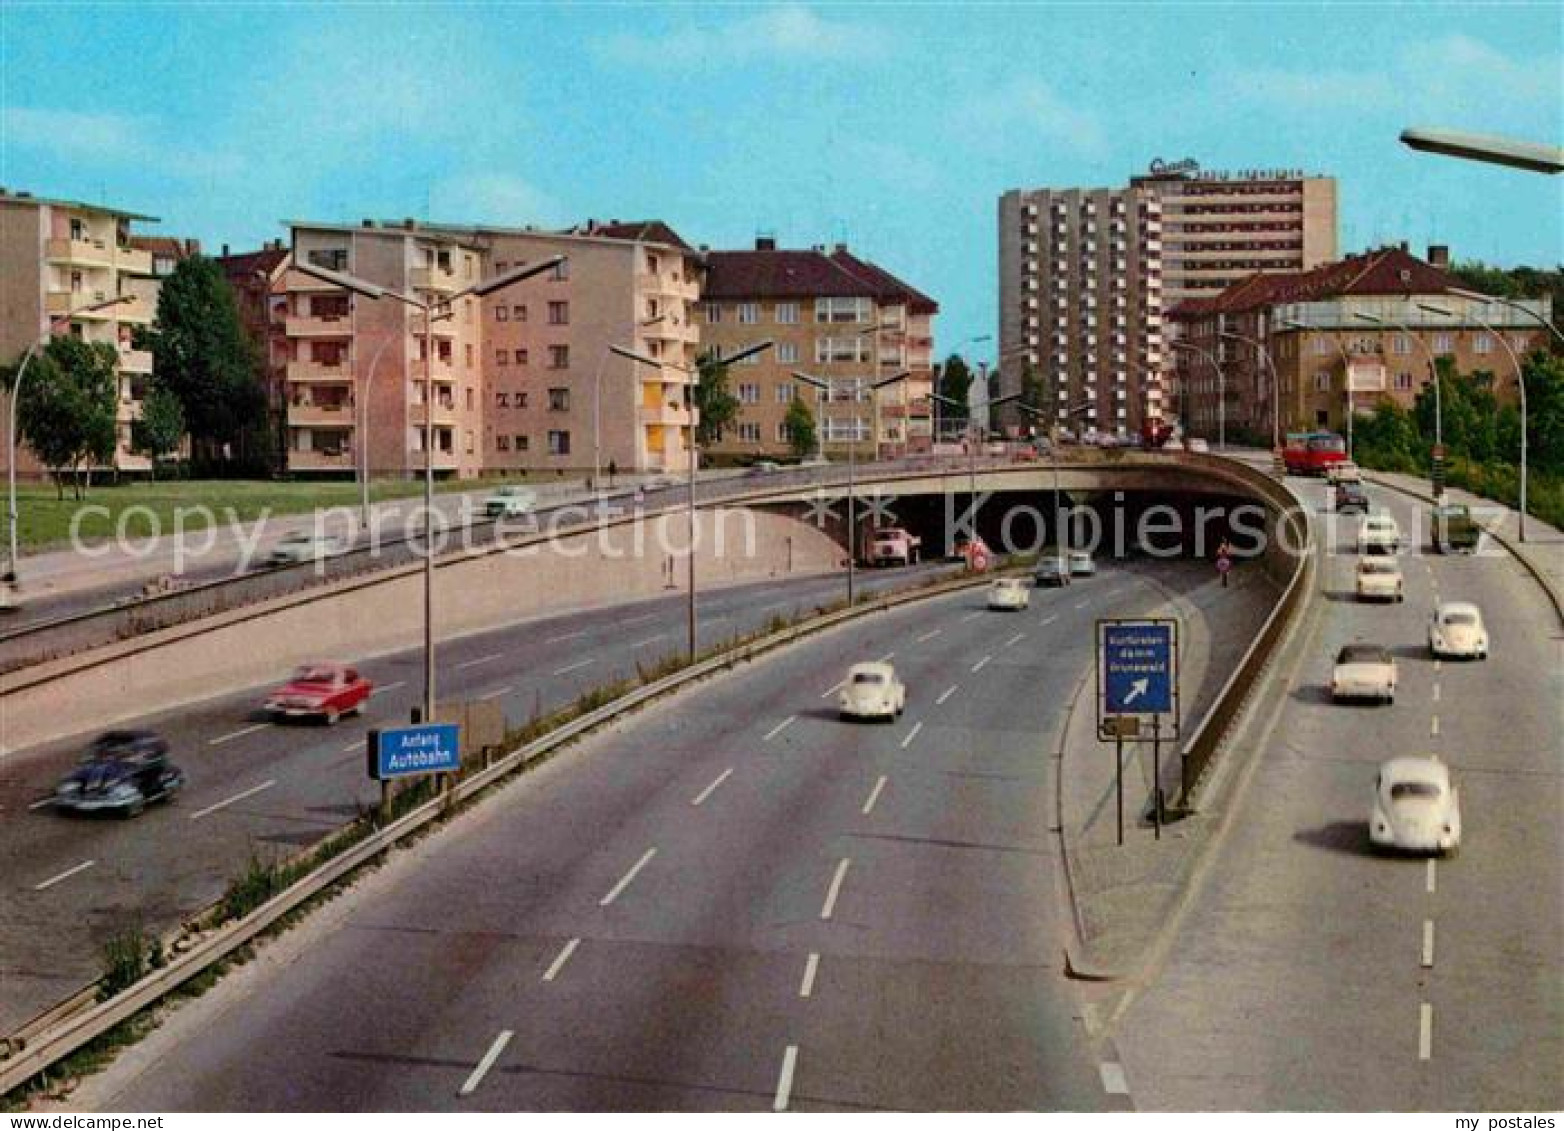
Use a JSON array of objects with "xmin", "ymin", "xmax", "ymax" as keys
[
  {"xmin": 915, "ymin": 628, "xmax": 942, "ymax": 642},
  {"xmin": 459, "ymin": 1030, "xmax": 513, "ymax": 1096},
  {"xmin": 876, "ymin": 651, "xmax": 896, "ymax": 662},
  {"xmin": 622, "ymin": 612, "xmax": 658, "ymax": 626},
  {"xmin": 34, "ymin": 859, "xmax": 95, "ymax": 892},
  {"xmin": 477, "ymin": 685, "xmax": 513, "ymax": 701},
  {"xmin": 1432, "ymin": 683, "xmax": 1441, "ymax": 703},
  {"xmin": 372, "ymin": 680, "xmax": 407, "ymax": 696},
  {"xmin": 542, "ymin": 937, "xmax": 580, "ymax": 982},
  {"xmin": 1074, "ymin": 600, "xmax": 1090, "ymax": 610},
  {"xmin": 1419, "ymin": 1003, "xmax": 1433, "ymax": 1060},
  {"xmin": 799, "ymin": 953, "xmax": 820, "ymax": 998},
  {"xmin": 1099, "ymin": 1061, "xmax": 1130, "ymax": 1095},
  {"xmin": 971, "ymin": 655, "xmax": 992, "ymax": 673},
  {"xmin": 552, "ymin": 658, "xmax": 595, "ymax": 676},
  {"xmin": 208, "ymin": 722, "xmax": 270, "ymax": 747},
  {"xmin": 936, "ymin": 684, "xmax": 959, "ymax": 705},
  {"xmin": 28, "ymin": 797, "xmax": 54, "ymax": 810},
  {"xmin": 961, "ymin": 611, "xmax": 983, "ymax": 622},
  {"xmin": 1433, "ymin": 659, "xmax": 1442, "ymax": 674},
  {"xmin": 632, "ymin": 634, "xmax": 667, "ymax": 649},
  {"xmin": 773, "ymin": 1045, "xmax": 799, "ymax": 1112},
  {"xmin": 691, "ymin": 768, "xmax": 734, "ymax": 806},
  {"xmin": 1422, "ymin": 920, "xmax": 1435, "ymax": 968},
  {"xmin": 819, "ymin": 681, "xmax": 844, "ymax": 699},
  {"xmin": 862, "ymin": 775, "xmax": 888, "ymax": 815},
  {"xmin": 820, "ymin": 858, "xmax": 851, "ymax": 920},
  {"xmin": 1039, "ymin": 615, "xmax": 1058, "ymax": 626},
  {"xmin": 456, "ymin": 652, "xmax": 503, "ymax": 669},
  {"xmin": 1004, "ymin": 632, "xmax": 1026, "ymax": 647},
  {"xmin": 339, "ymin": 740, "xmax": 361, "ymax": 753},
  {"xmin": 1430, "ymin": 715, "xmax": 1440, "ymax": 737},
  {"xmin": 1426, "ymin": 858, "xmax": 1437, "ymax": 894},
  {"xmin": 899, "ymin": 722, "xmax": 924, "ymax": 749},
  {"xmin": 545, "ymin": 630, "xmax": 586, "ymax": 644},
  {"xmin": 189, "ymin": 779, "xmax": 276, "ymax": 821},
  {"xmin": 599, "ymin": 847, "xmax": 657, "ymax": 906},
  {"xmin": 764, "ymin": 715, "xmax": 798, "ymax": 741}
]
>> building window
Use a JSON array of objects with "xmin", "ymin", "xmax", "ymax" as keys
[
  {"xmin": 464, "ymin": 344, "xmax": 474, "ymax": 367},
  {"xmin": 1432, "ymin": 332, "xmax": 1453, "ymax": 354},
  {"xmin": 465, "ymin": 430, "xmax": 475, "ymax": 454},
  {"xmin": 776, "ymin": 302, "xmax": 799, "ymax": 324},
  {"xmin": 776, "ymin": 422, "xmax": 792, "ymax": 443},
  {"xmin": 737, "ymin": 422, "xmax": 761, "ymax": 442},
  {"xmin": 815, "ymin": 296, "xmax": 868, "ymax": 323},
  {"xmin": 548, "ymin": 430, "xmax": 571, "ymax": 455},
  {"xmin": 777, "ymin": 383, "xmax": 795, "ymax": 403},
  {"xmin": 548, "ymin": 345, "xmax": 569, "ymax": 369},
  {"xmin": 777, "ymin": 341, "xmax": 799, "ymax": 363},
  {"xmin": 646, "ymin": 252, "xmax": 660, "ymax": 274},
  {"xmin": 496, "ymin": 349, "xmax": 509, "ymax": 366},
  {"xmin": 516, "ymin": 348, "xmax": 529, "ymax": 366},
  {"xmin": 548, "ymin": 301, "xmax": 569, "ymax": 325},
  {"xmin": 1474, "ymin": 332, "xmax": 1491, "ymax": 354},
  {"xmin": 496, "ymin": 306, "xmax": 509, "ymax": 322},
  {"xmin": 548, "ymin": 387, "xmax": 570, "ymax": 411},
  {"xmin": 1392, "ymin": 334, "xmax": 1410, "ymax": 355},
  {"xmin": 1314, "ymin": 371, "xmax": 1331, "ymax": 392},
  {"xmin": 511, "ymin": 304, "xmax": 527, "ymax": 322},
  {"xmin": 704, "ymin": 302, "xmax": 722, "ymax": 323},
  {"xmin": 496, "ymin": 391, "xmax": 510, "ymax": 408},
  {"xmin": 816, "ymin": 337, "xmax": 868, "ymax": 364},
  {"xmin": 465, "ymin": 387, "xmax": 475, "ymax": 410},
  {"xmin": 306, "ymin": 248, "xmax": 348, "ymax": 271},
  {"xmin": 1395, "ymin": 371, "xmax": 1413, "ymax": 390},
  {"xmin": 737, "ymin": 383, "xmax": 760, "ymax": 405},
  {"xmin": 496, "ymin": 434, "xmax": 511, "ymax": 451},
  {"xmin": 738, "ymin": 302, "xmax": 759, "ymax": 324},
  {"xmin": 515, "ymin": 434, "xmax": 529, "ymax": 451}
]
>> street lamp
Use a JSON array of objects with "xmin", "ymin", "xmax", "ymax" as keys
[
  {"xmin": 1218, "ymin": 329, "xmax": 1281, "ymax": 452},
  {"xmin": 1170, "ymin": 339, "xmax": 1225, "ymax": 451},
  {"xmin": 1282, "ymin": 317, "xmax": 1357, "ymax": 461},
  {"xmin": 6, "ymin": 292, "xmax": 136, "ymax": 581},
  {"xmin": 794, "ymin": 368, "xmax": 909, "ymax": 605},
  {"xmin": 930, "ymin": 389, "xmax": 1020, "ymax": 563},
  {"xmin": 293, "ymin": 255, "xmax": 566, "ymax": 721},
  {"xmin": 1447, "ymin": 287, "xmax": 1564, "ymax": 348},
  {"xmin": 1420, "ymin": 301, "xmax": 1531, "ymax": 540},
  {"xmin": 1019, "ymin": 399, "xmax": 1092, "ymax": 571},
  {"xmin": 593, "ymin": 316, "xmax": 667, "ymax": 491},
  {"xmin": 1399, "ymin": 128, "xmax": 1564, "ymax": 175},
  {"xmin": 1354, "ymin": 310, "xmax": 1445, "ymax": 494}
]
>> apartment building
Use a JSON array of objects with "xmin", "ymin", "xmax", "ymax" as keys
[
  {"xmin": 1130, "ymin": 159, "xmax": 1338, "ymax": 307},
  {"xmin": 217, "ymin": 242, "xmax": 291, "ymax": 471},
  {"xmin": 997, "ymin": 187, "xmax": 1165, "ymax": 436},
  {"xmin": 0, "ymin": 189, "xmax": 162, "ymax": 476},
  {"xmin": 698, "ymin": 238, "xmax": 938, "ymax": 460},
  {"xmin": 279, "ymin": 218, "xmax": 702, "ymax": 478},
  {"xmin": 1169, "ymin": 244, "xmax": 1552, "ymax": 440}
]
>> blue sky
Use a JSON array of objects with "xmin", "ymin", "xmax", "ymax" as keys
[{"xmin": 3, "ymin": 2, "xmax": 1560, "ymax": 357}]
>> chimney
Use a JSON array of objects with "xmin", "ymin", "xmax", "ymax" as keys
[
  {"xmin": 222, "ymin": 243, "xmax": 230, "ymax": 258},
  {"xmin": 755, "ymin": 236, "xmax": 776, "ymax": 251},
  {"xmin": 1399, "ymin": 240, "xmax": 1409, "ymax": 253},
  {"xmin": 833, "ymin": 242, "xmax": 848, "ymax": 254},
  {"xmin": 1427, "ymin": 244, "xmax": 1450, "ymax": 268},
  {"xmin": 403, "ymin": 218, "xmax": 416, "ymax": 231},
  {"xmin": 362, "ymin": 219, "xmax": 374, "ymax": 228}
]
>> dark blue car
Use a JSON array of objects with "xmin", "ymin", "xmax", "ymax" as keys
[{"xmin": 52, "ymin": 731, "xmax": 185, "ymax": 817}]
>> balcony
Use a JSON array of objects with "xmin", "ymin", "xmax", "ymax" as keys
[
  {"xmin": 288, "ymin": 449, "xmax": 356, "ymax": 472},
  {"xmin": 287, "ymin": 360, "xmax": 355, "ymax": 383},
  {"xmin": 410, "ymin": 266, "xmax": 459, "ymax": 293},
  {"xmin": 115, "ymin": 246, "xmax": 153, "ymax": 275},
  {"xmin": 46, "ymin": 237, "xmax": 113, "ymax": 267},
  {"xmin": 46, "ymin": 290, "xmax": 119, "ymax": 317},
  {"xmin": 410, "ymin": 403, "xmax": 458, "ymax": 427},
  {"xmin": 285, "ymin": 314, "xmax": 353, "ymax": 338},
  {"xmin": 639, "ymin": 402, "xmax": 694, "ymax": 428},
  {"xmin": 118, "ymin": 348, "xmax": 153, "ymax": 374},
  {"xmin": 637, "ymin": 273, "xmax": 701, "ymax": 301},
  {"xmin": 289, "ymin": 402, "xmax": 355, "ymax": 427}
]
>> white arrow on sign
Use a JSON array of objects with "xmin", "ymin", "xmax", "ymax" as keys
[{"xmin": 1123, "ymin": 678, "xmax": 1149, "ymax": 706}]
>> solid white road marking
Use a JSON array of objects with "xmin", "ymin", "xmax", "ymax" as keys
[
  {"xmin": 820, "ymin": 858, "xmax": 851, "ymax": 920},
  {"xmin": 632, "ymin": 634, "xmax": 667, "ymax": 649},
  {"xmin": 799, "ymin": 952, "xmax": 820, "ymax": 998},
  {"xmin": 208, "ymin": 722, "xmax": 270, "ymax": 747},
  {"xmin": 28, "ymin": 797, "xmax": 54, "ymax": 810},
  {"xmin": 545, "ymin": 630, "xmax": 586, "ymax": 644},
  {"xmin": 1427, "ymin": 858, "xmax": 1437, "ymax": 893},
  {"xmin": 773, "ymin": 1045, "xmax": 799, "ymax": 1112},
  {"xmin": 553, "ymin": 658, "xmax": 595, "ymax": 676},
  {"xmin": 971, "ymin": 655, "xmax": 992, "ymax": 673},
  {"xmin": 477, "ymin": 685, "xmax": 514, "ymax": 701},
  {"xmin": 936, "ymin": 684, "xmax": 959, "ymax": 705},
  {"xmin": 372, "ymin": 680, "xmax": 407, "ymax": 696},
  {"xmin": 459, "ymin": 1030, "xmax": 513, "ymax": 1096},
  {"xmin": 1099, "ymin": 1061, "xmax": 1130, "ymax": 1095},
  {"xmin": 915, "ymin": 628, "xmax": 942, "ymax": 642},
  {"xmin": 819, "ymin": 681, "xmax": 844, "ymax": 699},
  {"xmin": 456, "ymin": 652, "xmax": 503, "ymax": 669},
  {"xmin": 1422, "ymin": 920, "xmax": 1435, "ymax": 968},
  {"xmin": 961, "ymin": 611, "xmax": 983, "ymax": 622},
  {"xmin": 1419, "ymin": 1003, "xmax": 1433, "ymax": 1060},
  {"xmin": 1004, "ymin": 632, "xmax": 1026, "ymax": 647},
  {"xmin": 899, "ymin": 722, "xmax": 924, "ymax": 749},
  {"xmin": 599, "ymin": 848, "xmax": 657, "ymax": 906},
  {"xmin": 691, "ymin": 768, "xmax": 734, "ymax": 806},
  {"xmin": 189, "ymin": 779, "xmax": 277, "ymax": 820},
  {"xmin": 862, "ymin": 775, "xmax": 888, "ymax": 815},
  {"xmin": 34, "ymin": 860, "xmax": 95, "ymax": 892},
  {"xmin": 764, "ymin": 715, "xmax": 798, "ymax": 741},
  {"xmin": 542, "ymin": 937, "xmax": 580, "ymax": 982}
]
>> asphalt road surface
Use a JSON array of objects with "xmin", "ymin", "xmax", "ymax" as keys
[
  {"xmin": 1113, "ymin": 475, "xmax": 1564, "ymax": 1110},
  {"xmin": 78, "ymin": 558, "xmax": 1231, "ymax": 1111}
]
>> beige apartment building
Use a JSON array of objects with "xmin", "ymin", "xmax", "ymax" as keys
[
  {"xmin": 0, "ymin": 188, "xmax": 160, "ymax": 476},
  {"xmin": 698, "ymin": 239, "xmax": 938, "ymax": 461},
  {"xmin": 1170, "ymin": 244, "xmax": 1552, "ymax": 441},
  {"xmin": 997, "ymin": 187, "xmax": 1165, "ymax": 436},
  {"xmin": 279, "ymin": 218, "xmax": 701, "ymax": 479}
]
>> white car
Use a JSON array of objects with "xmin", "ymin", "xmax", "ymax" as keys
[
  {"xmin": 1429, "ymin": 602, "xmax": 1488, "ymax": 660},
  {"xmin": 265, "ymin": 532, "xmax": 344, "ymax": 567},
  {"xmin": 1162, "ymin": 437, "xmax": 1185, "ymax": 451},
  {"xmin": 838, "ymin": 662, "xmax": 906, "ymax": 722},
  {"xmin": 1357, "ymin": 513, "xmax": 1402, "ymax": 555},
  {"xmin": 1331, "ymin": 643, "xmax": 1397, "ymax": 704},
  {"xmin": 1186, "ymin": 438, "xmax": 1210, "ymax": 454},
  {"xmin": 484, "ymin": 484, "xmax": 536, "ymax": 518},
  {"xmin": 1068, "ymin": 550, "xmax": 1096, "ymax": 576},
  {"xmin": 1327, "ymin": 461, "xmax": 1363, "ymax": 485},
  {"xmin": 987, "ymin": 577, "xmax": 1031, "ymax": 611},
  {"xmin": 1355, "ymin": 558, "xmax": 1404, "ymax": 603},
  {"xmin": 1371, "ymin": 756, "xmax": 1461, "ymax": 856}
]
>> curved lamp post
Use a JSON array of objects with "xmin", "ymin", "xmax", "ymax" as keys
[{"xmin": 1020, "ymin": 398, "xmax": 1092, "ymax": 570}]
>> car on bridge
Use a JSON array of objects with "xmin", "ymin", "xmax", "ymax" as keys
[
  {"xmin": 1371, "ymin": 756, "xmax": 1462, "ymax": 856},
  {"xmin": 1034, "ymin": 556, "xmax": 1071, "ymax": 587},
  {"xmin": 1331, "ymin": 643, "xmax": 1397, "ymax": 704},
  {"xmin": 1355, "ymin": 558, "xmax": 1404, "ymax": 602},
  {"xmin": 265, "ymin": 663, "xmax": 373, "ymax": 724},
  {"xmin": 1429, "ymin": 602, "xmax": 1489, "ymax": 660},
  {"xmin": 987, "ymin": 577, "xmax": 1030, "ymax": 611},
  {"xmin": 1334, "ymin": 482, "xmax": 1370, "ymax": 514},
  {"xmin": 1357, "ymin": 513, "xmax": 1402, "ymax": 555},
  {"xmin": 1068, "ymin": 549, "xmax": 1096, "ymax": 576},
  {"xmin": 838, "ymin": 661, "xmax": 906, "ymax": 722},
  {"xmin": 52, "ymin": 731, "xmax": 185, "ymax": 818}
]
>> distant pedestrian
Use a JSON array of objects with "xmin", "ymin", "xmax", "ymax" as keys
[
  {"xmin": 1217, "ymin": 550, "xmax": 1232, "ymax": 588},
  {"xmin": 607, "ymin": 459, "xmax": 618, "ymax": 488}
]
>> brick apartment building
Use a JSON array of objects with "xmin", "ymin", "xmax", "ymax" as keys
[{"xmin": 698, "ymin": 238, "xmax": 937, "ymax": 460}]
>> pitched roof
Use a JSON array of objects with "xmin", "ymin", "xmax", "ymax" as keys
[
  {"xmin": 129, "ymin": 236, "xmax": 200, "ymax": 259},
  {"xmin": 1170, "ymin": 246, "xmax": 1457, "ymax": 319},
  {"xmin": 569, "ymin": 219, "xmax": 694, "ymax": 251},
  {"xmin": 215, "ymin": 246, "xmax": 290, "ymax": 281},
  {"xmin": 828, "ymin": 248, "xmax": 939, "ymax": 315},
  {"xmin": 704, "ymin": 244, "xmax": 938, "ymax": 313}
]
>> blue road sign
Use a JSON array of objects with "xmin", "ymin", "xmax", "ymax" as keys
[
  {"xmin": 1102, "ymin": 622, "xmax": 1175, "ymax": 714},
  {"xmin": 369, "ymin": 723, "xmax": 461, "ymax": 780}
]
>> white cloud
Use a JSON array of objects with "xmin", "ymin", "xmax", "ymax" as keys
[
  {"xmin": 949, "ymin": 77, "xmax": 1108, "ymax": 159},
  {"xmin": 597, "ymin": 4, "xmax": 891, "ymax": 67},
  {"xmin": 1403, "ymin": 33, "xmax": 1562, "ymax": 103},
  {"xmin": 430, "ymin": 172, "xmax": 563, "ymax": 228},
  {"xmin": 4, "ymin": 106, "xmax": 244, "ymax": 183}
]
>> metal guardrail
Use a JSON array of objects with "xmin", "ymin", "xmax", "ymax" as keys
[{"xmin": 0, "ymin": 563, "xmax": 1012, "ymax": 1098}]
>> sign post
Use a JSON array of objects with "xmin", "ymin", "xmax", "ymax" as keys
[{"xmin": 1097, "ymin": 619, "xmax": 1180, "ymax": 845}]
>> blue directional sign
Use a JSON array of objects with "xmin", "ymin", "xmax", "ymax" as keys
[
  {"xmin": 1097, "ymin": 619, "xmax": 1180, "ymax": 740},
  {"xmin": 368, "ymin": 723, "xmax": 461, "ymax": 780}
]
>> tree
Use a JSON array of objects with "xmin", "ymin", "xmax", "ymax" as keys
[
  {"xmin": 148, "ymin": 256, "xmax": 268, "ymax": 474},
  {"xmin": 936, "ymin": 354, "xmax": 973, "ymax": 431},
  {"xmin": 1019, "ymin": 361, "xmax": 1047, "ymax": 420},
  {"xmin": 1447, "ymin": 261, "xmax": 1564, "ymax": 330},
  {"xmin": 132, "ymin": 380, "xmax": 186, "ymax": 477},
  {"xmin": 3, "ymin": 336, "xmax": 119, "ymax": 499},
  {"xmin": 783, "ymin": 397, "xmax": 816, "ymax": 459},
  {"xmin": 694, "ymin": 350, "xmax": 740, "ymax": 447}
]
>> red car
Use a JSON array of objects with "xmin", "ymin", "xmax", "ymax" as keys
[{"xmin": 264, "ymin": 663, "xmax": 373, "ymax": 725}]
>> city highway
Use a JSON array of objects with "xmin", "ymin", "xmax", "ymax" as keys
[
  {"xmin": 0, "ymin": 559, "xmax": 954, "ymax": 1034},
  {"xmin": 1113, "ymin": 474, "xmax": 1564, "ymax": 1110},
  {"xmin": 77, "ymin": 557, "xmax": 1235, "ymax": 1111}
]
